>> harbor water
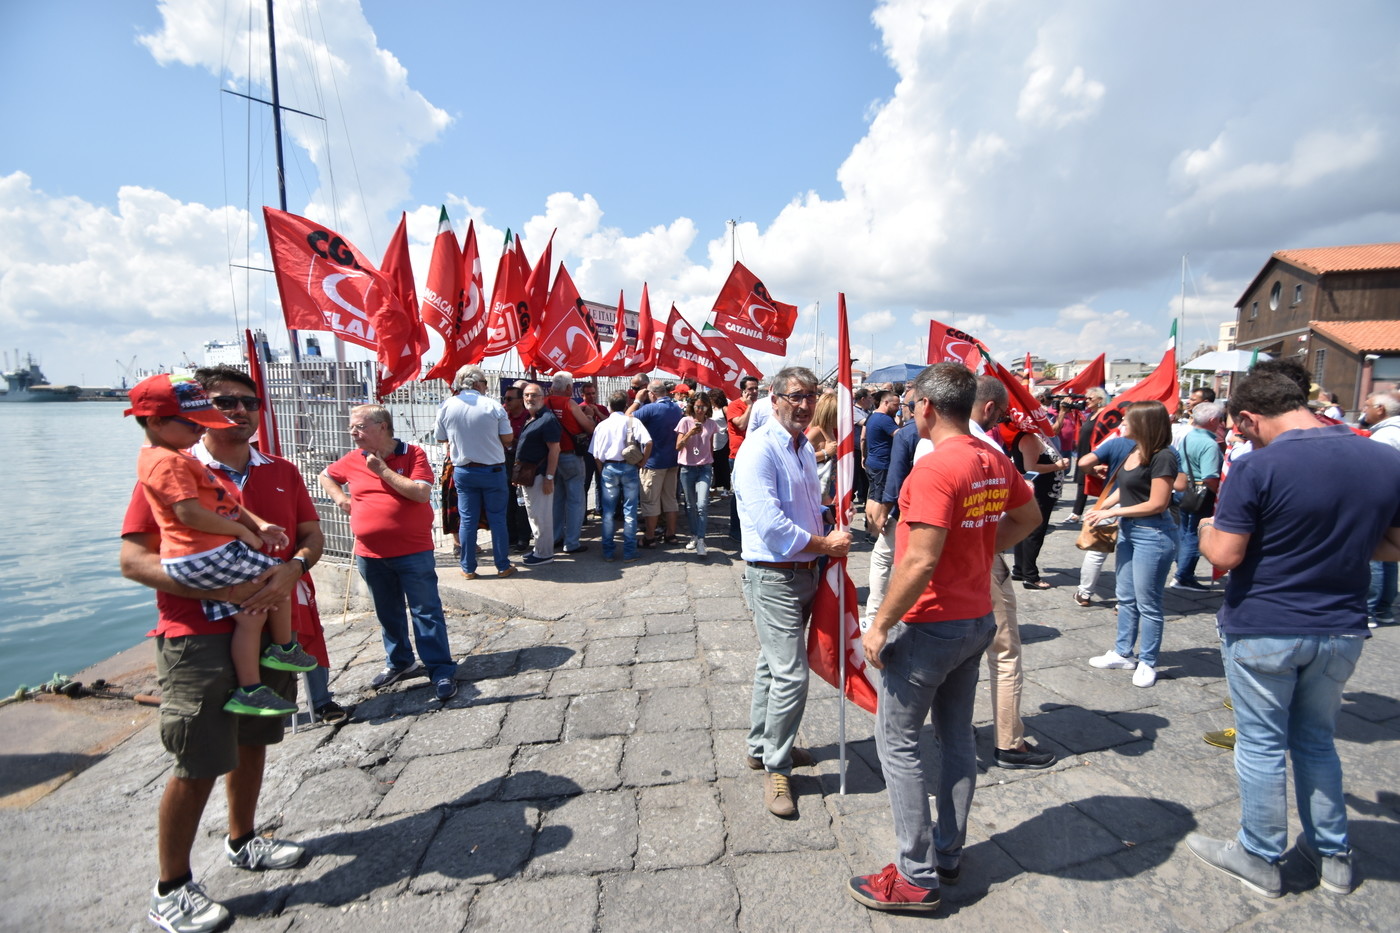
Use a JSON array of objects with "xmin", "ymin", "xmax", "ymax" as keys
[{"xmin": 0, "ymin": 402, "xmax": 158, "ymax": 696}]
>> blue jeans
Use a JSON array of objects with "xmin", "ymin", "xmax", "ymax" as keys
[
  {"xmin": 552, "ymin": 452, "xmax": 586, "ymax": 550},
  {"xmin": 1369, "ymin": 561, "xmax": 1397, "ymax": 624},
  {"xmin": 680, "ymin": 464, "xmax": 713, "ymax": 540},
  {"xmin": 306, "ymin": 665, "xmax": 332, "ymax": 709},
  {"xmin": 744, "ymin": 564, "xmax": 820, "ymax": 775},
  {"xmin": 455, "ymin": 464, "xmax": 510, "ymax": 574},
  {"xmin": 1175, "ymin": 501, "xmax": 1205, "ymax": 584},
  {"xmin": 876, "ymin": 615, "xmax": 996, "ymax": 888},
  {"xmin": 356, "ymin": 550, "xmax": 456, "ymax": 682},
  {"xmin": 728, "ymin": 457, "xmax": 741, "ymax": 542},
  {"xmin": 1113, "ymin": 515, "xmax": 1178, "ymax": 667},
  {"xmin": 600, "ymin": 462, "xmax": 641, "ymax": 559},
  {"xmin": 1222, "ymin": 632, "xmax": 1365, "ymax": 861}
]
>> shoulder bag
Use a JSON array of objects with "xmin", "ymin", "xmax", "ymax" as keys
[
  {"xmin": 1178, "ymin": 444, "xmax": 1216, "ymax": 516},
  {"xmin": 1075, "ymin": 460, "xmax": 1124, "ymax": 553},
  {"xmin": 622, "ymin": 417, "xmax": 647, "ymax": 465}
]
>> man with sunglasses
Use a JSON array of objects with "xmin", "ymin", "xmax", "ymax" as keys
[
  {"xmin": 734, "ymin": 367, "xmax": 852, "ymax": 819},
  {"xmin": 121, "ymin": 365, "xmax": 326, "ymax": 932}
]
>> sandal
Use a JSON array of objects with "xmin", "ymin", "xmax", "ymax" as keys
[{"xmin": 1023, "ymin": 580, "xmax": 1052, "ymax": 590}]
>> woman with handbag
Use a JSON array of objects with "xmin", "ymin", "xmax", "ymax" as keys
[
  {"xmin": 1083, "ymin": 401, "xmax": 1181, "ymax": 687},
  {"xmin": 515, "ymin": 384, "xmax": 562, "ymax": 567}
]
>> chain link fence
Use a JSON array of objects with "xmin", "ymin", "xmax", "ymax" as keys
[{"xmin": 258, "ymin": 360, "xmax": 630, "ymax": 561}]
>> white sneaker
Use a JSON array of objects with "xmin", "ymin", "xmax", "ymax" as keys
[
  {"xmin": 1089, "ymin": 651, "xmax": 1136, "ymax": 670},
  {"xmin": 695, "ymin": 538, "xmax": 707, "ymax": 557},
  {"xmin": 148, "ymin": 880, "xmax": 228, "ymax": 933},
  {"xmin": 1132, "ymin": 662, "xmax": 1157, "ymax": 687},
  {"xmin": 684, "ymin": 538, "xmax": 696, "ymax": 550}
]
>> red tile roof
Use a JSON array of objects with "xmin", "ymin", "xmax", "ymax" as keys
[
  {"xmin": 1275, "ymin": 243, "xmax": 1400, "ymax": 275},
  {"xmin": 1310, "ymin": 319, "xmax": 1400, "ymax": 353},
  {"xmin": 1236, "ymin": 242, "xmax": 1400, "ymax": 306}
]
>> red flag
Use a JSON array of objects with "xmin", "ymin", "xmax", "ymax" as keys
[
  {"xmin": 925, "ymin": 319, "xmax": 986, "ymax": 369},
  {"xmin": 574, "ymin": 290, "xmax": 630, "ymax": 377},
  {"xmin": 656, "ymin": 305, "xmax": 757, "ymax": 393},
  {"xmin": 483, "ymin": 230, "xmax": 529, "ymax": 357},
  {"xmin": 1090, "ymin": 347, "xmax": 1180, "ymax": 448},
  {"xmin": 377, "ymin": 212, "xmax": 427, "ymax": 397},
  {"xmin": 1050, "ymin": 353, "xmax": 1106, "ymax": 396},
  {"xmin": 533, "ymin": 262, "xmax": 603, "ymax": 373},
  {"xmin": 263, "ymin": 207, "xmax": 403, "ymax": 352},
  {"xmin": 516, "ymin": 231, "xmax": 554, "ymax": 370},
  {"xmin": 243, "ymin": 328, "xmax": 281, "ymax": 457},
  {"xmin": 1025, "ymin": 352, "xmax": 1035, "ymax": 388},
  {"xmin": 990, "ymin": 357, "xmax": 1057, "ymax": 439},
  {"xmin": 710, "ymin": 261, "xmax": 798, "ymax": 355},
  {"xmin": 808, "ymin": 293, "xmax": 878, "ymax": 714},
  {"xmin": 422, "ymin": 215, "xmax": 488, "ymax": 382},
  {"xmin": 603, "ymin": 283, "xmax": 658, "ymax": 377}
]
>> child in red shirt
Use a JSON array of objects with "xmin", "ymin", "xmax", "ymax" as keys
[{"xmin": 126, "ymin": 374, "xmax": 314, "ymax": 716}]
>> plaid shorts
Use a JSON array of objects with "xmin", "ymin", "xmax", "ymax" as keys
[{"xmin": 163, "ymin": 540, "xmax": 282, "ymax": 621}]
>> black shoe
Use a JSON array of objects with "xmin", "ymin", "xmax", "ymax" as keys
[
  {"xmin": 1010, "ymin": 570, "xmax": 1025, "ymax": 581},
  {"xmin": 369, "ymin": 660, "xmax": 424, "ymax": 689},
  {"xmin": 994, "ymin": 743, "xmax": 1056, "ymax": 769},
  {"xmin": 314, "ymin": 701, "xmax": 350, "ymax": 724},
  {"xmin": 936, "ymin": 864, "xmax": 960, "ymax": 886},
  {"xmin": 563, "ymin": 544, "xmax": 589, "ymax": 554}
]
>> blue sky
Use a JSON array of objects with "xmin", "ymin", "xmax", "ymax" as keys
[{"xmin": 3, "ymin": 0, "xmax": 1399, "ymax": 385}]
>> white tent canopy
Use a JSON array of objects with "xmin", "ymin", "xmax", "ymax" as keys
[{"xmin": 1180, "ymin": 349, "xmax": 1272, "ymax": 373}]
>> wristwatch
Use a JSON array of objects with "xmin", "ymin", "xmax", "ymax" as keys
[
  {"xmin": 545, "ymin": 474, "xmax": 555, "ymax": 480},
  {"xmin": 293, "ymin": 556, "xmax": 310, "ymax": 575}
]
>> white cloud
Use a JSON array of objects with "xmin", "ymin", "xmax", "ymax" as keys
[
  {"xmin": 854, "ymin": 310, "xmax": 897, "ymax": 333},
  {"xmin": 139, "ymin": 0, "xmax": 450, "ymax": 247}
]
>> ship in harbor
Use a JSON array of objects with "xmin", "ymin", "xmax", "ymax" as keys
[{"xmin": 0, "ymin": 353, "xmax": 80, "ymax": 402}]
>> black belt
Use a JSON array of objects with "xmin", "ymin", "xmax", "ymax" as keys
[
  {"xmin": 459, "ymin": 462, "xmax": 504, "ymax": 470},
  {"xmin": 604, "ymin": 459, "xmax": 630, "ymax": 464},
  {"xmin": 747, "ymin": 560, "xmax": 819, "ymax": 570}
]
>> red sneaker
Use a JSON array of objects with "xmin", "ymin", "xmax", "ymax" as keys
[{"xmin": 848, "ymin": 863, "xmax": 940, "ymax": 912}]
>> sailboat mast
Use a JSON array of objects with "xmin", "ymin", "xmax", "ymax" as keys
[{"xmin": 265, "ymin": 0, "xmax": 288, "ymax": 214}]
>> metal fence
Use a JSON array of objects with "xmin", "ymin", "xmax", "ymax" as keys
[{"xmin": 260, "ymin": 360, "xmax": 630, "ymax": 561}]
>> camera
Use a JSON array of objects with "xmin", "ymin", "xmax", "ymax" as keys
[{"xmin": 1050, "ymin": 394, "xmax": 1087, "ymax": 412}]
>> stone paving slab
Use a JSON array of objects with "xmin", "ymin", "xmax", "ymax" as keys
[{"xmin": 3, "ymin": 497, "xmax": 1399, "ymax": 931}]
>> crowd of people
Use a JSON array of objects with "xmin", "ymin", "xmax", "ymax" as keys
[{"xmin": 118, "ymin": 358, "xmax": 1400, "ymax": 928}]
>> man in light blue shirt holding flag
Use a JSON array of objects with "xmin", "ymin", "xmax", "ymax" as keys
[{"xmin": 734, "ymin": 366, "xmax": 852, "ymax": 819}]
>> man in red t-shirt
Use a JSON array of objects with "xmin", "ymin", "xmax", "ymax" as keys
[
  {"xmin": 121, "ymin": 365, "xmax": 325, "ymax": 932},
  {"xmin": 849, "ymin": 363, "xmax": 1041, "ymax": 914},
  {"xmin": 319, "ymin": 404, "xmax": 457, "ymax": 702}
]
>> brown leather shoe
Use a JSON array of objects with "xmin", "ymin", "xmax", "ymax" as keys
[
  {"xmin": 764, "ymin": 772, "xmax": 796, "ymax": 817},
  {"xmin": 746, "ymin": 746, "xmax": 815, "ymax": 770}
]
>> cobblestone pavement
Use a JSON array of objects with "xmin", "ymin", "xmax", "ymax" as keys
[{"xmin": 2, "ymin": 497, "xmax": 1398, "ymax": 931}]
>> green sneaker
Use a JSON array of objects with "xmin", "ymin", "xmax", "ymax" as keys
[
  {"xmin": 223, "ymin": 685, "xmax": 296, "ymax": 717},
  {"xmin": 261, "ymin": 641, "xmax": 317, "ymax": 672}
]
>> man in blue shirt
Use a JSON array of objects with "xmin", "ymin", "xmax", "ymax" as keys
[
  {"xmin": 863, "ymin": 391, "xmax": 900, "ymax": 510},
  {"xmin": 1190, "ymin": 372, "xmax": 1400, "ymax": 898},
  {"xmin": 734, "ymin": 366, "xmax": 852, "ymax": 819},
  {"xmin": 632, "ymin": 380, "xmax": 685, "ymax": 546},
  {"xmin": 1170, "ymin": 401, "xmax": 1223, "ymax": 590}
]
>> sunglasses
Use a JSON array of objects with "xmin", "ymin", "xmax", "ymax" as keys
[{"xmin": 209, "ymin": 395, "xmax": 264, "ymax": 412}]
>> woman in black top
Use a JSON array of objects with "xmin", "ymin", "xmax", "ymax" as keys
[
  {"xmin": 1084, "ymin": 401, "xmax": 1181, "ymax": 687},
  {"xmin": 1010, "ymin": 430, "xmax": 1071, "ymax": 588}
]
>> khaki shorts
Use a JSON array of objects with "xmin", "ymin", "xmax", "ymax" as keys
[
  {"xmin": 156, "ymin": 633, "xmax": 295, "ymax": 780},
  {"xmin": 639, "ymin": 466, "xmax": 679, "ymax": 517}
]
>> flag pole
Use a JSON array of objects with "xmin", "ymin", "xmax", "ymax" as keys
[{"xmin": 836, "ymin": 292, "xmax": 850, "ymax": 796}]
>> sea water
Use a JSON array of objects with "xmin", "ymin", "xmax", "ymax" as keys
[{"xmin": 0, "ymin": 402, "xmax": 160, "ymax": 695}]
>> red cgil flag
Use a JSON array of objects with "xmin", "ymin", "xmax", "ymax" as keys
[
  {"xmin": 598, "ymin": 282, "xmax": 658, "ymax": 377},
  {"xmin": 263, "ymin": 208, "xmax": 413, "ymax": 391},
  {"xmin": 807, "ymin": 293, "xmax": 879, "ymax": 715},
  {"xmin": 1090, "ymin": 346, "xmax": 1180, "ymax": 448},
  {"xmin": 655, "ymin": 305, "xmax": 757, "ymax": 393},
  {"xmin": 709, "ymin": 261, "xmax": 798, "ymax": 355},
  {"xmin": 483, "ymin": 229, "xmax": 528, "ymax": 357},
  {"xmin": 1050, "ymin": 353, "xmax": 1106, "ymax": 396},
  {"xmin": 242, "ymin": 328, "xmax": 281, "ymax": 457},
  {"xmin": 377, "ymin": 212, "xmax": 428, "ymax": 397},
  {"xmin": 574, "ymin": 289, "xmax": 630, "ymax": 377},
  {"xmin": 533, "ymin": 262, "xmax": 603, "ymax": 374},
  {"xmin": 422, "ymin": 213, "xmax": 488, "ymax": 382},
  {"xmin": 924, "ymin": 317, "xmax": 1055, "ymax": 438},
  {"xmin": 516, "ymin": 231, "xmax": 554, "ymax": 370}
]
